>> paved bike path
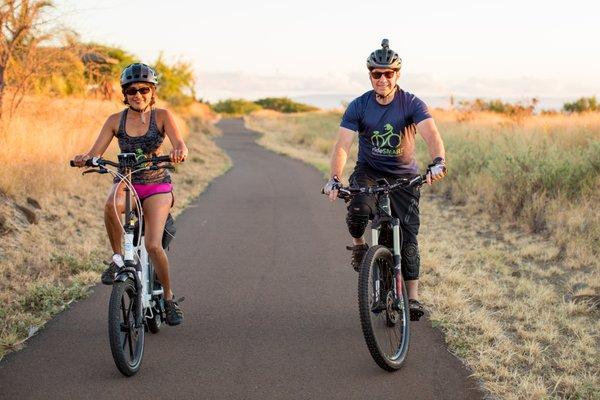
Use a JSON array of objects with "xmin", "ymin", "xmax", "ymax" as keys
[{"xmin": 0, "ymin": 119, "xmax": 484, "ymax": 399}]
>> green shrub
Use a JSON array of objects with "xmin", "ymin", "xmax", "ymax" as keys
[
  {"xmin": 213, "ymin": 98, "xmax": 262, "ymax": 115},
  {"xmin": 563, "ymin": 97, "xmax": 598, "ymax": 113},
  {"xmin": 254, "ymin": 97, "xmax": 318, "ymax": 113},
  {"xmin": 459, "ymin": 98, "xmax": 536, "ymax": 121}
]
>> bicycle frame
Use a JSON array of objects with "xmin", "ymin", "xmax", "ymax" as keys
[
  {"xmin": 78, "ymin": 153, "xmax": 165, "ymax": 317},
  {"xmin": 369, "ymin": 186, "xmax": 404, "ymax": 308},
  {"xmin": 115, "ymin": 157, "xmax": 164, "ymax": 319}
]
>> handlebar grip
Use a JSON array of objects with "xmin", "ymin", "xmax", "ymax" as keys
[
  {"xmin": 154, "ymin": 155, "xmax": 173, "ymax": 163},
  {"xmin": 70, "ymin": 159, "xmax": 95, "ymax": 167}
]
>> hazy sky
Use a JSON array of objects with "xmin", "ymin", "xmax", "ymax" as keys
[{"xmin": 54, "ymin": 0, "xmax": 599, "ymax": 102}]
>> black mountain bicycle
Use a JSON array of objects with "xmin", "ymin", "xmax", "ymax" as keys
[
  {"xmin": 335, "ymin": 175, "xmax": 425, "ymax": 371},
  {"xmin": 70, "ymin": 153, "xmax": 175, "ymax": 376}
]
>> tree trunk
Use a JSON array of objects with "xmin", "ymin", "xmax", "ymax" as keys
[{"xmin": 0, "ymin": 64, "xmax": 5, "ymax": 120}]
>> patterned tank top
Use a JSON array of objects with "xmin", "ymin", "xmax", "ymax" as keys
[{"xmin": 114, "ymin": 108, "xmax": 171, "ymax": 184}]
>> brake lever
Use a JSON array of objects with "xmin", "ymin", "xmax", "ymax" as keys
[
  {"xmin": 82, "ymin": 168, "xmax": 108, "ymax": 175},
  {"xmin": 148, "ymin": 165, "xmax": 175, "ymax": 171}
]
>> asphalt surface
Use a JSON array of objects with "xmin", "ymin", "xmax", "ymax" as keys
[{"xmin": 0, "ymin": 119, "xmax": 484, "ymax": 400}]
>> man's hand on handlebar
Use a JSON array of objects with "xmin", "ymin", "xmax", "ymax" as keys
[
  {"xmin": 426, "ymin": 157, "xmax": 447, "ymax": 185},
  {"xmin": 322, "ymin": 175, "xmax": 341, "ymax": 202}
]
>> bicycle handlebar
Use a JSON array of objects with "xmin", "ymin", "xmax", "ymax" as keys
[
  {"xmin": 329, "ymin": 174, "xmax": 426, "ymax": 200},
  {"xmin": 69, "ymin": 154, "xmax": 175, "ymax": 169}
]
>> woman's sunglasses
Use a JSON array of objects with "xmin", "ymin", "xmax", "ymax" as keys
[
  {"xmin": 370, "ymin": 71, "xmax": 396, "ymax": 80},
  {"xmin": 124, "ymin": 86, "xmax": 152, "ymax": 96}
]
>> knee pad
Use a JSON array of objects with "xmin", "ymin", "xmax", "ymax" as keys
[
  {"xmin": 346, "ymin": 214, "xmax": 369, "ymax": 238},
  {"xmin": 346, "ymin": 201, "xmax": 371, "ymax": 238},
  {"xmin": 401, "ymin": 242, "xmax": 420, "ymax": 280}
]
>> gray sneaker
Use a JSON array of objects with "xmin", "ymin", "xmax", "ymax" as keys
[
  {"xmin": 100, "ymin": 261, "xmax": 118, "ymax": 285},
  {"xmin": 346, "ymin": 244, "xmax": 369, "ymax": 272},
  {"xmin": 164, "ymin": 297, "xmax": 184, "ymax": 326}
]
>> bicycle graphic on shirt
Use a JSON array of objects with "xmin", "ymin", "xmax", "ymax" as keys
[{"xmin": 371, "ymin": 124, "xmax": 401, "ymax": 150}]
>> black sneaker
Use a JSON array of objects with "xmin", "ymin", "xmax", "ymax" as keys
[
  {"xmin": 409, "ymin": 299, "xmax": 425, "ymax": 321},
  {"xmin": 101, "ymin": 261, "xmax": 119, "ymax": 285},
  {"xmin": 164, "ymin": 297, "xmax": 184, "ymax": 326},
  {"xmin": 346, "ymin": 244, "xmax": 369, "ymax": 272}
]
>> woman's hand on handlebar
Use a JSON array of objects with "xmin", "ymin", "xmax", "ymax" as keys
[
  {"xmin": 169, "ymin": 146, "xmax": 188, "ymax": 164},
  {"xmin": 72, "ymin": 153, "xmax": 92, "ymax": 168}
]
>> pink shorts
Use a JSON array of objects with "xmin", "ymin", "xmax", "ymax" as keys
[{"xmin": 132, "ymin": 183, "xmax": 174, "ymax": 206}]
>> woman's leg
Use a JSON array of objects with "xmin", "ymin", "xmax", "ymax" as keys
[
  {"xmin": 141, "ymin": 192, "xmax": 174, "ymax": 300},
  {"xmin": 104, "ymin": 182, "xmax": 127, "ymax": 255}
]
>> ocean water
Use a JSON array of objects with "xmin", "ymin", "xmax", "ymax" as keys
[{"xmin": 292, "ymin": 94, "xmax": 577, "ymax": 112}]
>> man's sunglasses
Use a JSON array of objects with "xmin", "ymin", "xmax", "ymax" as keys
[
  {"xmin": 124, "ymin": 86, "xmax": 152, "ymax": 96},
  {"xmin": 370, "ymin": 71, "xmax": 396, "ymax": 79}
]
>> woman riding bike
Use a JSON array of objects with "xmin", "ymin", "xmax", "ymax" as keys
[{"xmin": 72, "ymin": 63, "xmax": 188, "ymax": 326}]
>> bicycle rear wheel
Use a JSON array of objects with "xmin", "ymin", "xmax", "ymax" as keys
[
  {"xmin": 108, "ymin": 278, "xmax": 145, "ymax": 376},
  {"xmin": 358, "ymin": 245, "xmax": 410, "ymax": 371}
]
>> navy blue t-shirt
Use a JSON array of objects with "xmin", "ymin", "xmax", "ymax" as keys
[{"xmin": 340, "ymin": 88, "xmax": 431, "ymax": 175}]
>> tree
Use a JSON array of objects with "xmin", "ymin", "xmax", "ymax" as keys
[
  {"xmin": 0, "ymin": 0, "xmax": 53, "ymax": 119},
  {"xmin": 153, "ymin": 53, "xmax": 196, "ymax": 107},
  {"xmin": 563, "ymin": 97, "xmax": 598, "ymax": 113}
]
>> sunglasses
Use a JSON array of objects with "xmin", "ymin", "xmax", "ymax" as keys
[
  {"xmin": 370, "ymin": 71, "xmax": 396, "ymax": 79},
  {"xmin": 124, "ymin": 86, "xmax": 152, "ymax": 96}
]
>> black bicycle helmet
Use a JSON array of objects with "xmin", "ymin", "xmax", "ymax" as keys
[
  {"xmin": 120, "ymin": 63, "xmax": 158, "ymax": 87},
  {"xmin": 367, "ymin": 39, "xmax": 402, "ymax": 71}
]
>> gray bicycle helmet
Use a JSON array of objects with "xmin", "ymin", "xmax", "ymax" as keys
[
  {"xmin": 120, "ymin": 63, "xmax": 158, "ymax": 87},
  {"xmin": 367, "ymin": 39, "xmax": 402, "ymax": 71}
]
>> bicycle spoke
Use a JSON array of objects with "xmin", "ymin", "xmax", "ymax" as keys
[
  {"xmin": 127, "ymin": 331, "xmax": 134, "ymax": 360},
  {"xmin": 121, "ymin": 297, "xmax": 127, "ymax": 323},
  {"xmin": 121, "ymin": 332, "xmax": 128, "ymax": 350},
  {"xmin": 386, "ymin": 326, "xmax": 395, "ymax": 356}
]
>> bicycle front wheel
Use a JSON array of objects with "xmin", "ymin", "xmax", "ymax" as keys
[
  {"xmin": 108, "ymin": 278, "xmax": 145, "ymax": 376},
  {"xmin": 358, "ymin": 245, "xmax": 410, "ymax": 371}
]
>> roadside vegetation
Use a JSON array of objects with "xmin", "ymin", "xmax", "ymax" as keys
[
  {"xmin": 245, "ymin": 108, "xmax": 599, "ymax": 399},
  {"xmin": 0, "ymin": 2, "xmax": 230, "ymax": 359},
  {"xmin": 212, "ymin": 97, "xmax": 317, "ymax": 115}
]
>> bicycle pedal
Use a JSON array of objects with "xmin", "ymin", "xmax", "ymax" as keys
[
  {"xmin": 409, "ymin": 308, "xmax": 425, "ymax": 321},
  {"xmin": 371, "ymin": 300, "xmax": 387, "ymax": 313}
]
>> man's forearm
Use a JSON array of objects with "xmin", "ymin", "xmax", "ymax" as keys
[
  {"xmin": 330, "ymin": 145, "xmax": 348, "ymax": 179},
  {"xmin": 428, "ymin": 138, "xmax": 445, "ymax": 161}
]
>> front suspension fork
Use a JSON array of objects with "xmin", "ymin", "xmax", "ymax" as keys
[{"xmin": 391, "ymin": 218, "xmax": 403, "ymax": 298}]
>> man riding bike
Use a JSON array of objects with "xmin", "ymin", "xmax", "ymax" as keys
[
  {"xmin": 72, "ymin": 63, "xmax": 188, "ymax": 326},
  {"xmin": 323, "ymin": 39, "xmax": 447, "ymax": 321}
]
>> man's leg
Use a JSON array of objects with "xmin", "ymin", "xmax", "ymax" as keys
[
  {"xmin": 345, "ymin": 167, "xmax": 375, "ymax": 270},
  {"xmin": 390, "ymin": 183, "xmax": 424, "ymax": 320}
]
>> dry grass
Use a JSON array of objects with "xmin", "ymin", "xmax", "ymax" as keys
[
  {"xmin": 244, "ymin": 110, "xmax": 600, "ymax": 400},
  {"xmin": 0, "ymin": 95, "xmax": 230, "ymax": 359}
]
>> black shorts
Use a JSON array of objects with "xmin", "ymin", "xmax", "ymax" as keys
[{"xmin": 347, "ymin": 163, "xmax": 420, "ymax": 243}]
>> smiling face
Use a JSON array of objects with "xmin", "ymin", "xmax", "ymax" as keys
[
  {"xmin": 369, "ymin": 68, "xmax": 399, "ymax": 98},
  {"xmin": 123, "ymin": 83, "xmax": 155, "ymax": 110}
]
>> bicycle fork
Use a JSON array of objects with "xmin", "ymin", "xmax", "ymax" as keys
[
  {"xmin": 370, "ymin": 196, "xmax": 403, "ymax": 308},
  {"xmin": 370, "ymin": 198, "xmax": 403, "ymax": 309},
  {"xmin": 391, "ymin": 218, "xmax": 403, "ymax": 302}
]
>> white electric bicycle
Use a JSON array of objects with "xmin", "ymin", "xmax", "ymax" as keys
[{"xmin": 70, "ymin": 153, "xmax": 175, "ymax": 376}]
